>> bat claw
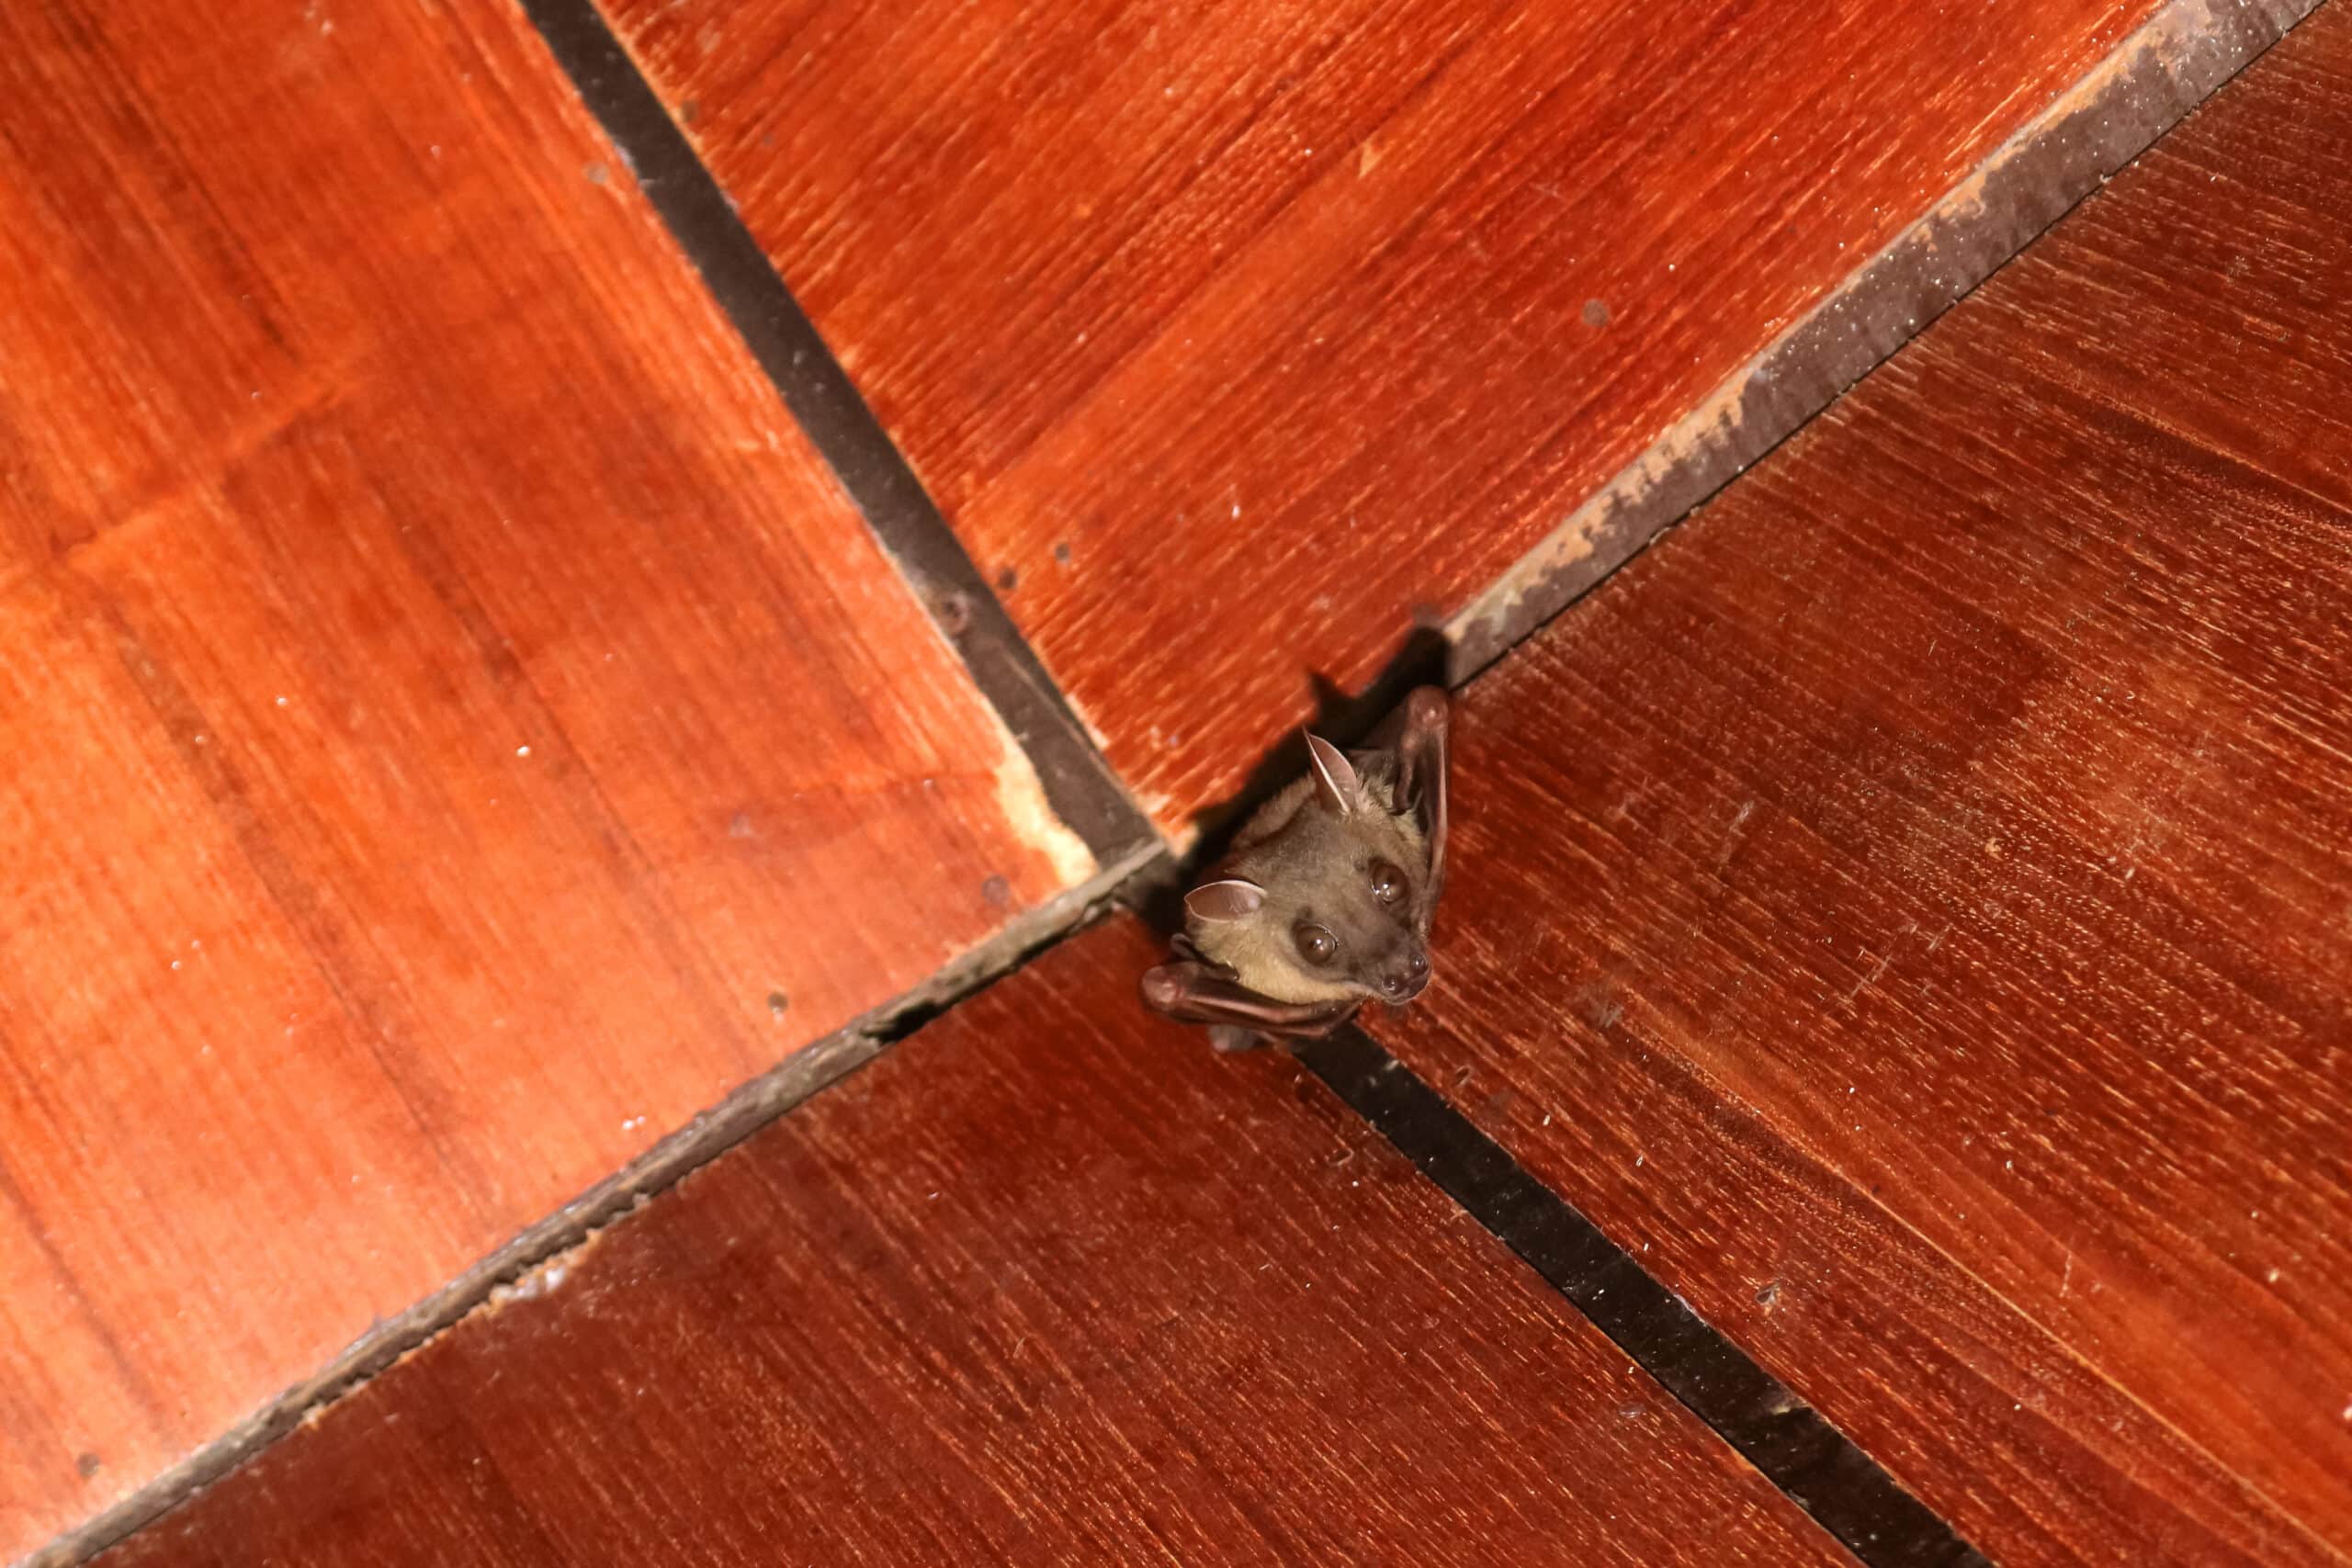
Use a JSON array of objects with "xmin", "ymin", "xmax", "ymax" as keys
[
  {"xmin": 1405, "ymin": 685, "xmax": 1450, "ymax": 731},
  {"xmin": 1139, "ymin": 967, "xmax": 1187, "ymax": 1012}
]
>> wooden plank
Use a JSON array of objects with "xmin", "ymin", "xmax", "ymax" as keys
[
  {"xmin": 0, "ymin": 1, "xmax": 1125, "ymax": 1558},
  {"xmin": 1364, "ymin": 9, "xmax": 2352, "ymax": 1562},
  {"xmin": 593, "ymin": 0, "xmax": 2285, "ymax": 837},
  {"xmin": 94, "ymin": 918, "xmax": 1848, "ymax": 1568}
]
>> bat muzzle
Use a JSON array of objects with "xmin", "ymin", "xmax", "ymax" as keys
[{"xmin": 1375, "ymin": 948, "xmax": 1431, "ymax": 1003}]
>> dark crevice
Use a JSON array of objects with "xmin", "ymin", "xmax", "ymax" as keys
[
  {"xmin": 30, "ymin": 851, "xmax": 1153, "ymax": 1568},
  {"xmin": 1296, "ymin": 1026, "xmax": 1992, "ymax": 1568},
  {"xmin": 49, "ymin": 0, "xmax": 2326, "ymax": 1562},
  {"xmin": 515, "ymin": 0, "xmax": 1153, "ymax": 868},
  {"xmin": 1443, "ymin": 0, "xmax": 2321, "ymax": 687}
]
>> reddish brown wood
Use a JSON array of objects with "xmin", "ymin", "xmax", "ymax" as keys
[
  {"xmin": 96, "ymin": 918, "xmax": 1845, "ymax": 1568},
  {"xmin": 0, "ymin": 1, "xmax": 1102, "ymax": 1557},
  {"xmin": 603, "ymin": 0, "xmax": 2179, "ymax": 836},
  {"xmin": 1369, "ymin": 11, "xmax": 2352, "ymax": 1562}
]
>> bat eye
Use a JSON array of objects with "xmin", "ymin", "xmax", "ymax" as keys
[
  {"xmin": 1369, "ymin": 859, "xmax": 1406, "ymax": 905},
  {"xmin": 1294, "ymin": 923, "xmax": 1339, "ymax": 965}
]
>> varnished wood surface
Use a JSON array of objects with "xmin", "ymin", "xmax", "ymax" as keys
[
  {"xmin": 96, "ymin": 918, "xmax": 1845, "ymax": 1568},
  {"xmin": 0, "ymin": 1, "xmax": 1107, "ymax": 1557},
  {"xmin": 603, "ymin": 0, "xmax": 2177, "ymax": 835},
  {"xmin": 1371, "ymin": 8, "xmax": 2352, "ymax": 1562}
]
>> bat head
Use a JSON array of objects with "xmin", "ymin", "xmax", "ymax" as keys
[{"xmin": 1182, "ymin": 732, "xmax": 1433, "ymax": 1006}]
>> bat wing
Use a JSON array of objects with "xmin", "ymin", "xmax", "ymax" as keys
[{"xmin": 1139, "ymin": 962, "xmax": 1361, "ymax": 1043}]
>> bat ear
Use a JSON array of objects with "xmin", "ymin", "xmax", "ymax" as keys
[
  {"xmin": 1185, "ymin": 878, "xmax": 1266, "ymax": 922},
  {"xmin": 1303, "ymin": 732, "xmax": 1360, "ymax": 817}
]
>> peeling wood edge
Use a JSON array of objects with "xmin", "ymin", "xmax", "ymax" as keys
[
  {"xmin": 515, "ymin": 0, "xmax": 1158, "ymax": 867},
  {"xmin": 21, "ymin": 843, "xmax": 1164, "ymax": 1568},
  {"xmin": 1299, "ymin": 1027, "xmax": 1991, "ymax": 1568},
  {"xmin": 1445, "ymin": 0, "xmax": 2324, "ymax": 682}
]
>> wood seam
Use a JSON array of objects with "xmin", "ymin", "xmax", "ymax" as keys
[
  {"xmin": 515, "ymin": 0, "xmax": 1157, "ymax": 869},
  {"xmin": 20, "ymin": 849, "xmax": 1158, "ymax": 1568},
  {"xmin": 1300, "ymin": 1026, "xmax": 1991, "ymax": 1568},
  {"xmin": 1445, "ymin": 0, "xmax": 2324, "ymax": 682}
]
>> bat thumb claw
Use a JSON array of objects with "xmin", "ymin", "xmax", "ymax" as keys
[{"xmin": 1139, "ymin": 968, "xmax": 1185, "ymax": 1012}]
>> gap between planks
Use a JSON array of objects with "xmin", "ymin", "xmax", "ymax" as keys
[
  {"xmin": 1445, "ymin": 0, "xmax": 2321, "ymax": 682},
  {"xmin": 1301, "ymin": 1027, "xmax": 1990, "ymax": 1568},
  {"xmin": 38, "ymin": 0, "xmax": 2330, "ymax": 1562},
  {"xmin": 23, "ymin": 846, "xmax": 1159, "ymax": 1568},
  {"xmin": 516, "ymin": 0, "xmax": 1155, "ymax": 869}
]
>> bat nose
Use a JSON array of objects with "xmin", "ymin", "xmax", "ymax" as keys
[{"xmin": 1379, "ymin": 949, "xmax": 1430, "ymax": 1001}]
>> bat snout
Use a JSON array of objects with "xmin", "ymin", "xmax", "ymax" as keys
[{"xmin": 1375, "ymin": 947, "xmax": 1430, "ymax": 1003}]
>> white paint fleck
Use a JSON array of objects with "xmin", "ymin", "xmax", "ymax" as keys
[{"xmin": 505, "ymin": 1257, "xmax": 572, "ymax": 1301}]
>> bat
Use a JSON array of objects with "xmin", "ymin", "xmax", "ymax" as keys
[{"xmin": 1140, "ymin": 686, "xmax": 1451, "ymax": 1051}]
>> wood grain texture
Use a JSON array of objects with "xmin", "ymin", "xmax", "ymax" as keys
[
  {"xmin": 0, "ymin": 0, "xmax": 1106, "ymax": 1557},
  {"xmin": 96, "ymin": 917, "xmax": 1846, "ymax": 1568},
  {"xmin": 1370, "ymin": 9, "xmax": 2352, "ymax": 1562},
  {"xmin": 602, "ymin": 0, "xmax": 2175, "ymax": 834}
]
